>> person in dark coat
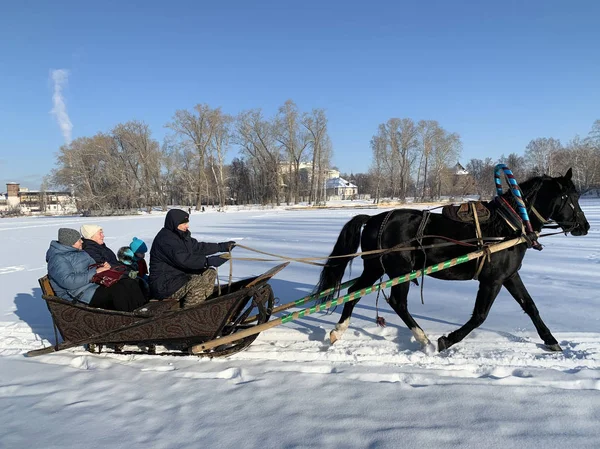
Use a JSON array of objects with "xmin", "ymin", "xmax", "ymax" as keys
[
  {"xmin": 80, "ymin": 224, "xmax": 120, "ymax": 266},
  {"xmin": 46, "ymin": 228, "xmax": 147, "ymax": 312},
  {"xmin": 149, "ymin": 209, "xmax": 235, "ymax": 307}
]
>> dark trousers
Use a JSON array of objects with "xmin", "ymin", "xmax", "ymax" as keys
[{"xmin": 90, "ymin": 278, "xmax": 148, "ymax": 312}]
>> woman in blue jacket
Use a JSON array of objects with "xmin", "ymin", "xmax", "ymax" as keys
[{"xmin": 46, "ymin": 228, "xmax": 147, "ymax": 312}]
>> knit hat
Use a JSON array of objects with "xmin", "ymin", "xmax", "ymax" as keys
[
  {"xmin": 58, "ymin": 228, "xmax": 81, "ymax": 246},
  {"xmin": 81, "ymin": 224, "xmax": 102, "ymax": 239},
  {"xmin": 117, "ymin": 247, "xmax": 135, "ymax": 266},
  {"xmin": 130, "ymin": 237, "xmax": 148, "ymax": 254}
]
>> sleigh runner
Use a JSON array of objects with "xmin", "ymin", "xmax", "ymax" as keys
[{"xmin": 27, "ymin": 263, "xmax": 288, "ymax": 358}]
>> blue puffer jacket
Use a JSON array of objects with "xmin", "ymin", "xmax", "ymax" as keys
[{"xmin": 46, "ymin": 240, "xmax": 99, "ymax": 304}]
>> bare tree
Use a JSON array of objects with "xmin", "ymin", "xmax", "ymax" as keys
[
  {"xmin": 369, "ymin": 133, "xmax": 387, "ymax": 204},
  {"xmin": 111, "ymin": 121, "xmax": 164, "ymax": 211},
  {"xmin": 466, "ymin": 158, "xmax": 496, "ymax": 198},
  {"xmin": 235, "ymin": 109, "xmax": 282, "ymax": 205},
  {"xmin": 168, "ymin": 104, "xmax": 226, "ymax": 209},
  {"xmin": 555, "ymin": 136, "xmax": 600, "ymax": 193},
  {"xmin": 396, "ymin": 118, "xmax": 418, "ymax": 201},
  {"xmin": 302, "ymin": 109, "xmax": 331, "ymax": 205},
  {"xmin": 524, "ymin": 137, "xmax": 562, "ymax": 176},
  {"xmin": 498, "ymin": 153, "xmax": 530, "ymax": 182},
  {"xmin": 52, "ymin": 134, "xmax": 114, "ymax": 210},
  {"xmin": 318, "ymin": 134, "xmax": 333, "ymax": 203},
  {"xmin": 382, "ymin": 120, "xmax": 400, "ymax": 198},
  {"xmin": 431, "ymin": 130, "xmax": 462, "ymax": 199},
  {"xmin": 228, "ymin": 158, "xmax": 256, "ymax": 204},
  {"xmin": 206, "ymin": 110, "xmax": 232, "ymax": 209},
  {"xmin": 160, "ymin": 136, "xmax": 184, "ymax": 209},
  {"xmin": 587, "ymin": 119, "xmax": 600, "ymax": 146},
  {"xmin": 274, "ymin": 100, "xmax": 311, "ymax": 205},
  {"xmin": 416, "ymin": 120, "xmax": 439, "ymax": 200}
]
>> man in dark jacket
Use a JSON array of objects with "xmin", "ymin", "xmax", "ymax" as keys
[{"xmin": 149, "ymin": 209, "xmax": 235, "ymax": 307}]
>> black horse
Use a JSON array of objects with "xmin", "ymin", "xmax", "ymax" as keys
[{"xmin": 316, "ymin": 169, "xmax": 589, "ymax": 352}]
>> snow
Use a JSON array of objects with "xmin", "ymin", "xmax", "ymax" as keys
[{"xmin": 1, "ymin": 202, "xmax": 599, "ymax": 448}]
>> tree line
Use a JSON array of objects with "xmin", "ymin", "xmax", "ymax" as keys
[
  {"xmin": 49, "ymin": 101, "xmax": 600, "ymax": 211},
  {"xmin": 463, "ymin": 120, "xmax": 600, "ymax": 199},
  {"xmin": 366, "ymin": 118, "xmax": 462, "ymax": 202},
  {"xmin": 345, "ymin": 119, "xmax": 600, "ymax": 202},
  {"xmin": 50, "ymin": 100, "xmax": 332, "ymax": 211}
]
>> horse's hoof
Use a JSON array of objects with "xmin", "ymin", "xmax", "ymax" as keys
[
  {"xmin": 437, "ymin": 336, "xmax": 451, "ymax": 352},
  {"xmin": 330, "ymin": 331, "xmax": 339, "ymax": 345},
  {"xmin": 422, "ymin": 342, "xmax": 437, "ymax": 355},
  {"xmin": 545, "ymin": 343, "xmax": 563, "ymax": 352}
]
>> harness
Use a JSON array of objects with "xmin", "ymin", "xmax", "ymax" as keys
[
  {"xmin": 374, "ymin": 210, "xmax": 395, "ymax": 326},
  {"xmin": 419, "ymin": 166, "xmax": 546, "ymax": 282}
]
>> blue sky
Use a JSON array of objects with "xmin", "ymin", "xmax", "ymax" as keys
[{"xmin": 1, "ymin": 0, "xmax": 599, "ymax": 189}]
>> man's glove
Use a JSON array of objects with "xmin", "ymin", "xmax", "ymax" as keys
[
  {"xmin": 524, "ymin": 232, "xmax": 543, "ymax": 251},
  {"xmin": 218, "ymin": 241, "xmax": 236, "ymax": 252},
  {"xmin": 207, "ymin": 255, "xmax": 227, "ymax": 268}
]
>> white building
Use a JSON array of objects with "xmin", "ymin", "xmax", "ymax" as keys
[
  {"xmin": 0, "ymin": 183, "xmax": 77, "ymax": 216},
  {"xmin": 325, "ymin": 177, "xmax": 358, "ymax": 200},
  {"xmin": 278, "ymin": 161, "xmax": 340, "ymax": 180}
]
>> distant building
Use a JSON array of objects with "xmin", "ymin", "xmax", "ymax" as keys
[
  {"xmin": 443, "ymin": 163, "xmax": 475, "ymax": 197},
  {"xmin": 0, "ymin": 183, "xmax": 77, "ymax": 215},
  {"xmin": 326, "ymin": 177, "xmax": 358, "ymax": 200},
  {"xmin": 454, "ymin": 162, "xmax": 469, "ymax": 175},
  {"xmin": 278, "ymin": 161, "xmax": 339, "ymax": 180}
]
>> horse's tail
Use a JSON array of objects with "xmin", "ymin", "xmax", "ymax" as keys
[{"xmin": 315, "ymin": 214, "xmax": 371, "ymax": 303}]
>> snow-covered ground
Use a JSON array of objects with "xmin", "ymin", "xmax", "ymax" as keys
[{"xmin": 1, "ymin": 201, "xmax": 599, "ymax": 448}]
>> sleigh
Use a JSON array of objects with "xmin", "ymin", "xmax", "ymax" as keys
[{"xmin": 26, "ymin": 263, "xmax": 289, "ymax": 358}]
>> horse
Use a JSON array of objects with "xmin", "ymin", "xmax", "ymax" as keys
[{"xmin": 315, "ymin": 169, "xmax": 590, "ymax": 352}]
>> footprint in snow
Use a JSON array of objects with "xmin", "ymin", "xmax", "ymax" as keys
[
  {"xmin": 141, "ymin": 364, "xmax": 176, "ymax": 372},
  {"xmin": 347, "ymin": 372, "xmax": 415, "ymax": 386},
  {"xmin": 177, "ymin": 367, "xmax": 255, "ymax": 384},
  {"xmin": 0, "ymin": 266, "xmax": 25, "ymax": 275}
]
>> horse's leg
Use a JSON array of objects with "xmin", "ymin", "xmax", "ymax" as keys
[
  {"xmin": 386, "ymin": 283, "xmax": 432, "ymax": 348},
  {"xmin": 438, "ymin": 280, "xmax": 503, "ymax": 351},
  {"xmin": 503, "ymin": 272, "xmax": 562, "ymax": 351},
  {"xmin": 330, "ymin": 261, "xmax": 384, "ymax": 344}
]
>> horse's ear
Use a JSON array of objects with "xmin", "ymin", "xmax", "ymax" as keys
[{"xmin": 565, "ymin": 168, "xmax": 573, "ymax": 180}]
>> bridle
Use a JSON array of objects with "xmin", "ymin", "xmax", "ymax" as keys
[{"xmin": 531, "ymin": 187, "xmax": 583, "ymax": 234}]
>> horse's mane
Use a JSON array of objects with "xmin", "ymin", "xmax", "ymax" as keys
[
  {"xmin": 497, "ymin": 174, "xmax": 564, "ymax": 215},
  {"xmin": 510, "ymin": 175, "xmax": 552, "ymax": 202}
]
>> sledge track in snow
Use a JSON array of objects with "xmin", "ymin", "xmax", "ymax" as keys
[{"xmin": 4, "ymin": 321, "xmax": 598, "ymax": 391}]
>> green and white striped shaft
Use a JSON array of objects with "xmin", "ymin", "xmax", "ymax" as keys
[
  {"xmin": 244, "ymin": 278, "xmax": 357, "ymax": 324},
  {"xmin": 282, "ymin": 256, "xmax": 466, "ymax": 323}
]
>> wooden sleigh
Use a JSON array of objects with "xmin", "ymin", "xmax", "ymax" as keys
[{"xmin": 26, "ymin": 263, "xmax": 289, "ymax": 358}]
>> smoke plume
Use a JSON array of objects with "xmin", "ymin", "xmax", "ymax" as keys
[{"xmin": 50, "ymin": 69, "xmax": 73, "ymax": 144}]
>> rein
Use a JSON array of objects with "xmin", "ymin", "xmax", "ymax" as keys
[{"xmin": 225, "ymin": 236, "xmax": 507, "ymax": 265}]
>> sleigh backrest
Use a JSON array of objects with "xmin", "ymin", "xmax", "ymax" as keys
[{"xmin": 39, "ymin": 275, "xmax": 56, "ymax": 297}]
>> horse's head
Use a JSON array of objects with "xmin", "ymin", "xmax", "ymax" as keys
[{"xmin": 534, "ymin": 168, "xmax": 590, "ymax": 236}]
